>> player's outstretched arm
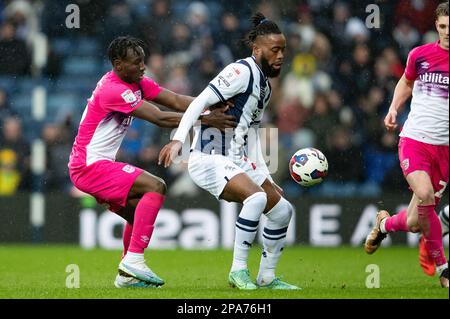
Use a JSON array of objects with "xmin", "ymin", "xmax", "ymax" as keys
[
  {"xmin": 384, "ymin": 74, "xmax": 414, "ymax": 131},
  {"xmin": 152, "ymin": 88, "xmax": 194, "ymax": 112},
  {"xmin": 131, "ymin": 100, "xmax": 183, "ymax": 128},
  {"xmin": 153, "ymin": 88, "xmax": 236, "ymax": 130}
]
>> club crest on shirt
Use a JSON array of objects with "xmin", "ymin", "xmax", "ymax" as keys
[
  {"xmin": 121, "ymin": 89, "xmax": 137, "ymax": 103},
  {"xmin": 401, "ymin": 158, "xmax": 409, "ymax": 171},
  {"xmin": 122, "ymin": 164, "xmax": 136, "ymax": 173}
]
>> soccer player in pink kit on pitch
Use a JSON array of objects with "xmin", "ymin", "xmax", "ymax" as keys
[
  {"xmin": 68, "ymin": 36, "xmax": 236, "ymax": 288},
  {"xmin": 364, "ymin": 2, "xmax": 449, "ymax": 288}
]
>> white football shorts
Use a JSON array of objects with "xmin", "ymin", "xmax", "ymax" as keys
[{"xmin": 188, "ymin": 150, "xmax": 268, "ymax": 199}]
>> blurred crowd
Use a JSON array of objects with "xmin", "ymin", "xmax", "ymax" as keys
[{"xmin": 0, "ymin": 0, "xmax": 443, "ymax": 198}]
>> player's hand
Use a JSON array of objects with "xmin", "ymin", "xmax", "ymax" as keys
[
  {"xmin": 202, "ymin": 105, "xmax": 237, "ymax": 131},
  {"xmin": 158, "ymin": 140, "xmax": 182, "ymax": 168},
  {"xmin": 210, "ymin": 99, "xmax": 234, "ymax": 110},
  {"xmin": 384, "ymin": 110, "xmax": 398, "ymax": 131}
]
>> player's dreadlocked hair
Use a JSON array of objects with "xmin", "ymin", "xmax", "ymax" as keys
[
  {"xmin": 436, "ymin": 1, "xmax": 449, "ymax": 19},
  {"xmin": 245, "ymin": 12, "xmax": 282, "ymax": 46},
  {"xmin": 107, "ymin": 36, "xmax": 147, "ymax": 64}
]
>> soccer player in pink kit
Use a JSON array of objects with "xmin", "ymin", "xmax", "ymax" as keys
[
  {"xmin": 364, "ymin": 2, "xmax": 449, "ymax": 288},
  {"xmin": 68, "ymin": 37, "xmax": 236, "ymax": 288}
]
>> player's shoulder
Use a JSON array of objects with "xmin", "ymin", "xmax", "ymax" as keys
[
  {"xmin": 409, "ymin": 42, "xmax": 437, "ymax": 58},
  {"xmin": 213, "ymin": 60, "xmax": 252, "ymax": 88},
  {"xmin": 99, "ymin": 71, "xmax": 129, "ymax": 92},
  {"xmin": 223, "ymin": 59, "xmax": 252, "ymax": 80}
]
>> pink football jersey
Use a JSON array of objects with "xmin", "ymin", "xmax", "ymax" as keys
[
  {"xmin": 69, "ymin": 71, "xmax": 161, "ymax": 169},
  {"xmin": 401, "ymin": 41, "xmax": 449, "ymax": 145}
]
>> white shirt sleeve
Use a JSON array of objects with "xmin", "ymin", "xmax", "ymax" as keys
[
  {"xmin": 247, "ymin": 129, "xmax": 274, "ymax": 183},
  {"xmin": 172, "ymin": 87, "xmax": 220, "ymax": 143},
  {"xmin": 254, "ymin": 134, "xmax": 274, "ymax": 183},
  {"xmin": 207, "ymin": 63, "xmax": 251, "ymax": 102}
]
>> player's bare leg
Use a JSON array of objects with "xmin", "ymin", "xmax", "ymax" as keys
[
  {"xmin": 256, "ymin": 179, "xmax": 301, "ymax": 290},
  {"xmin": 118, "ymin": 171, "xmax": 167, "ymax": 287},
  {"xmin": 221, "ymin": 173, "xmax": 266, "ymax": 290}
]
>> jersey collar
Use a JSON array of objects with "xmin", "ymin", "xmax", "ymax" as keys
[{"xmin": 251, "ymin": 56, "xmax": 268, "ymax": 80}]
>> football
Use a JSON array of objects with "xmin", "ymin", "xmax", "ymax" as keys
[{"xmin": 289, "ymin": 148, "xmax": 328, "ymax": 187}]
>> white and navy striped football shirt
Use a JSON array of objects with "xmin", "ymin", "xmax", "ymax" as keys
[{"xmin": 192, "ymin": 56, "xmax": 272, "ymax": 158}]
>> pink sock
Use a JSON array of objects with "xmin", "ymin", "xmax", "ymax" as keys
[
  {"xmin": 384, "ymin": 209, "xmax": 409, "ymax": 233},
  {"xmin": 128, "ymin": 193, "xmax": 165, "ymax": 254},
  {"xmin": 418, "ymin": 204, "xmax": 447, "ymax": 267},
  {"xmin": 122, "ymin": 223, "xmax": 133, "ymax": 259}
]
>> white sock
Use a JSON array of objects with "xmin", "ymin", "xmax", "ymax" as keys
[
  {"xmin": 380, "ymin": 218, "xmax": 387, "ymax": 234},
  {"xmin": 436, "ymin": 262, "xmax": 448, "ymax": 277},
  {"xmin": 257, "ymin": 197, "xmax": 293, "ymax": 286},
  {"xmin": 439, "ymin": 205, "xmax": 449, "ymax": 236},
  {"xmin": 122, "ymin": 251, "xmax": 144, "ymax": 264},
  {"xmin": 231, "ymin": 192, "xmax": 267, "ymax": 272}
]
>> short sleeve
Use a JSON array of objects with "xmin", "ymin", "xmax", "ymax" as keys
[
  {"xmin": 207, "ymin": 63, "xmax": 251, "ymax": 102},
  {"xmin": 404, "ymin": 47, "xmax": 418, "ymax": 81},
  {"xmin": 139, "ymin": 76, "xmax": 162, "ymax": 100},
  {"xmin": 100, "ymin": 83, "xmax": 143, "ymax": 114}
]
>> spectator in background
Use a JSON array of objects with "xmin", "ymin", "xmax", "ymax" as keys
[
  {"xmin": 137, "ymin": 0, "xmax": 174, "ymax": 55},
  {"xmin": 168, "ymin": 23, "xmax": 192, "ymax": 54},
  {"xmin": 190, "ymin": 55, "xmax": 218, "ymax": 95},
  {"xmin": 185, "ymin": 1, "xmax": 212, "ymax": 41},
  {"xmin": 0, "ymin": 117, "xmax": 30, "ymax": 194},
  {"xmin": 101, "ymin": 1, "xmax": 136, "ymax": 50},
  {"xmin": 41, "ymin": 120, "xmax": 74, "ymax": 192},
  {"xmin": 42, "ymin": 43, "xmax": 62, "ymax": 79},
  {"xmin": 0, "ymin": 88, "xmax": 18, "ymax": 119},
  {"xmin": 350, "ymin": 43, "xmax": 373, "ymax": 96},
  {"xmin": 393, "ymin": 19, "xmax": 421, "ymax": 59},
  {"xmin": 0, "ymin": 21, "xmax": 31, "ymax": 75},
  {"xmin": 305, "ymin": 93, "xmax": 338, "ymax": 151},
  {"xmin": 319, "ymin": 125, "xmax": 365, "ymax": 197},
  {"xmin": 288, "ymin": 4, "xmax": 317, "ymax": 52},
  {"xmin": 3, "ymin": 0, "xmax": 40, "ymax": 46},
  {"xmin": 144, "ymin": 52, "xmax": 167, "ymax": 84},
  {"xmin": 326, "ymin": 1, "xmax": 352, "ymax": 52},
  {"xmin": 216, "ymin": 12, "xmax": 247, "ymax": 60},
  {"xmin": 395, "ymin": 0, "xmax": 439, "ymax": 34}
]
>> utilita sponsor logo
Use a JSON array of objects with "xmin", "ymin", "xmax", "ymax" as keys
[{"xmin": 419, "ymin": 73, "xmax": 449, "ymax": 84}]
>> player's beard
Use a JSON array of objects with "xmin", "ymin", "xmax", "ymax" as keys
[{"xmin": 261, "ymin": 56, "xmax": 281, "ymax": 78}]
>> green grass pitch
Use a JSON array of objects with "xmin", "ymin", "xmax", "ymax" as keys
[{"xmin": 0, "ymin": 245, "xmax": 448, "ymax": 299}]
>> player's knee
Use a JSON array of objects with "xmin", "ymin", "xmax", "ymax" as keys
[
  {"xmin": 267, "ymin": 197, "xmax": 293, "ymax": 225},
  {"xmin": 148, "ymin": 177, "xmax": 167, "ymax": 195},
  {"xmin": 244, "ymin": 192, "xmax": 267, "ymax": 211},
  {"xmin": 415, "ymin": 187, "xmax": 435, "ymax": 205}
]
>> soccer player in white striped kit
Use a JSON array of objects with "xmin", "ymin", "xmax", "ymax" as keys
[{"xmin": 159, "ymin": 13, "xmax": 300, "ymax": 290}]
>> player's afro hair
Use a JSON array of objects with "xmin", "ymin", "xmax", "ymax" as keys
[
  {"xmin": 107, "ymin": 36, "xmax": 147, "ymax": 64},
  {"xmin": 245, "ymin": 12, "xmax": 282, "ymax": 46}
]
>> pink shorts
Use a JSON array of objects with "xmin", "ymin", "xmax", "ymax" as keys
[
  {"xmin": 69, "ymin": 160, "xmax": 143, "ymax": 212},
  {"xmin": 398, "ymin": 137, "xmax": 449, "ymax": 202}
]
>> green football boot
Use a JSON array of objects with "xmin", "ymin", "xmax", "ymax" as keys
[
  {"xmin": 258, "ymin": 277, "xmax": 302, "ymax": 290},
  {"xmin": 228, "ymin": 269, "xmax": 258, "ymax": 290}
]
